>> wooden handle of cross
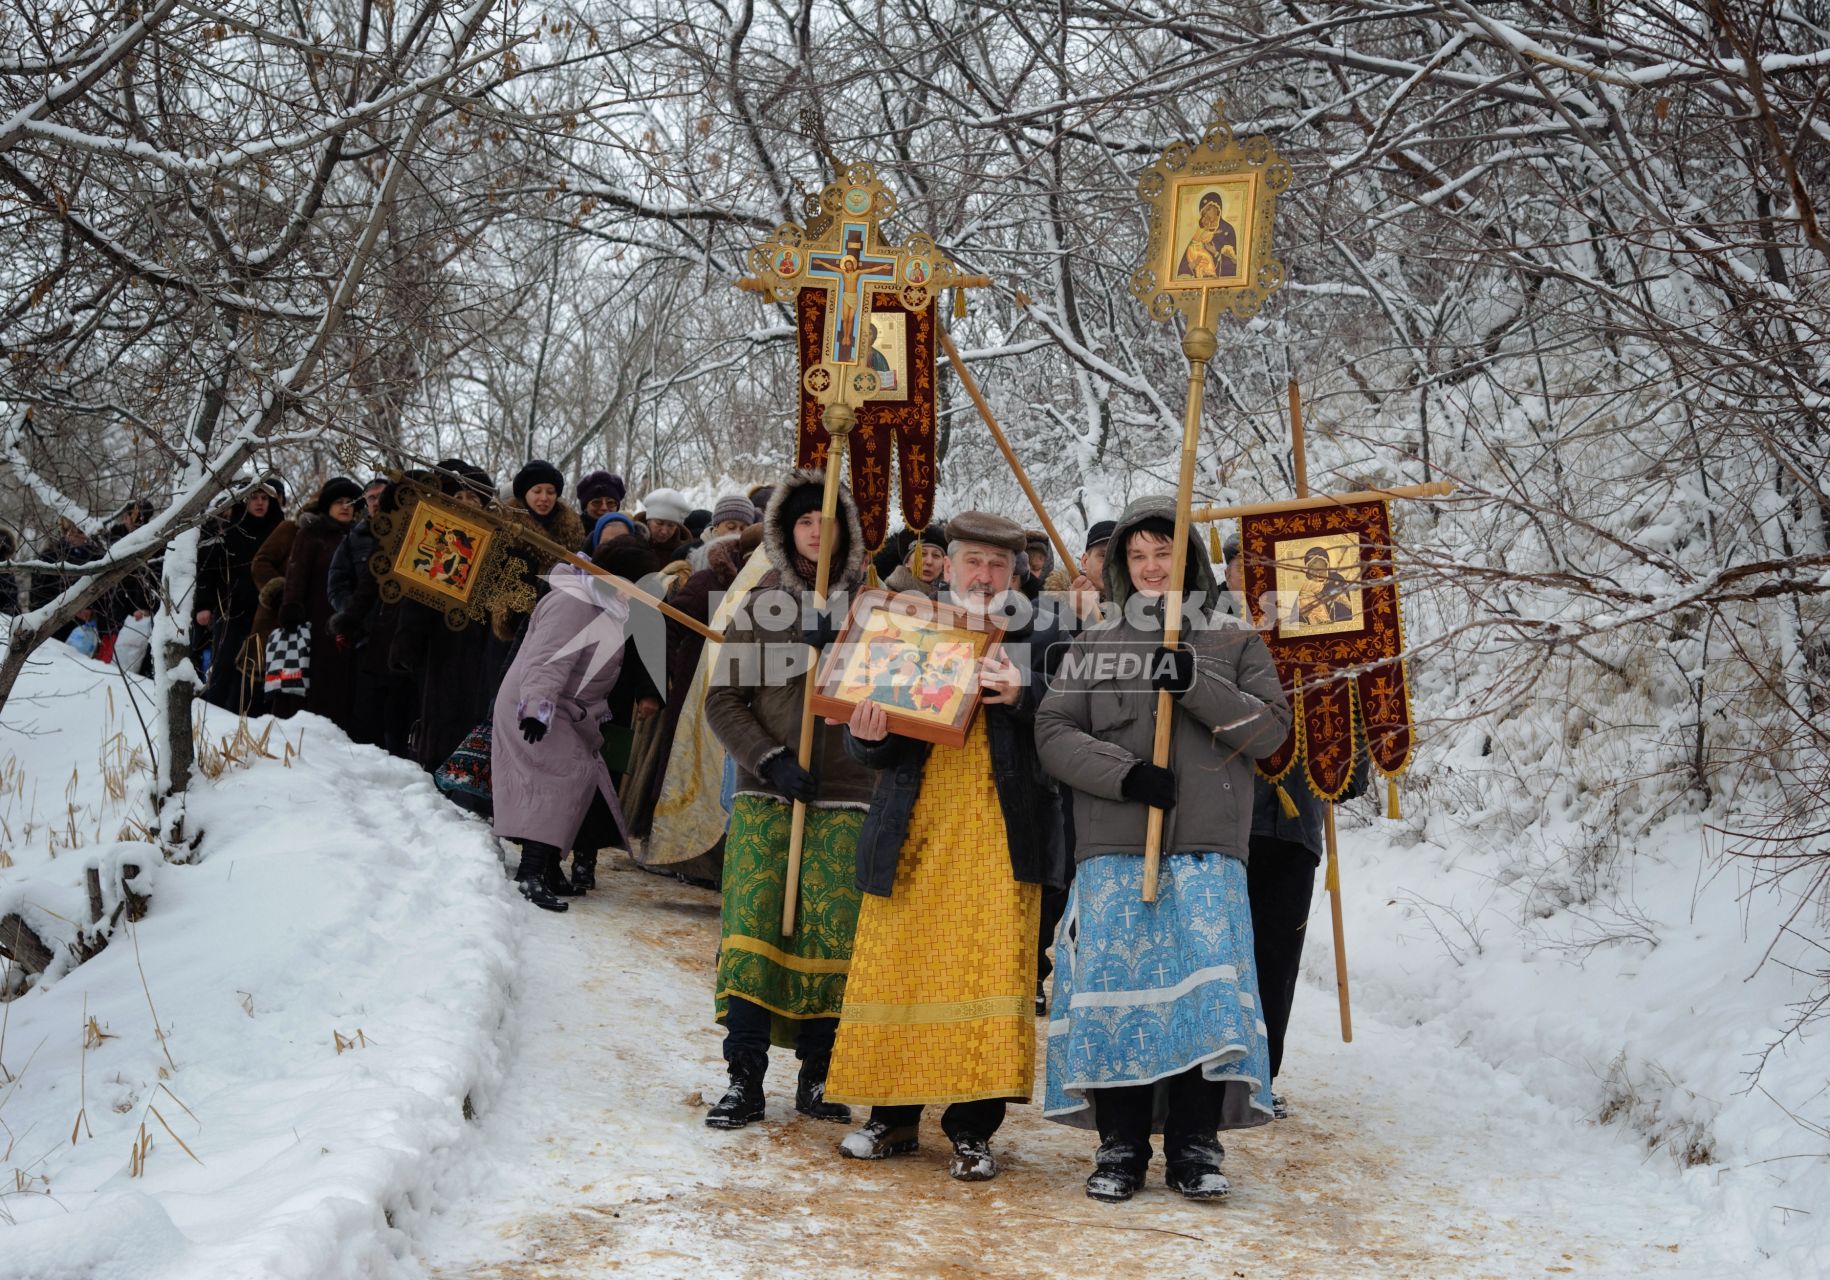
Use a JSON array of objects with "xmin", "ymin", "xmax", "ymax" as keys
[
  {"xmin": 782, "ymin": 414, "xmax": 851, "ymax": 937},
  {"xmin": 550, "ymin": 548, "xmax": 723, "ymax": 643},
  {"xmin": 936, "ymin": 325, "xmax": 1077, "ymax": 575},
  {"xmin": 1142, "ymin": 317, "xmax": 1217, "ymax": 903}
]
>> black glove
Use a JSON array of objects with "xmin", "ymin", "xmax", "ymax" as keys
[
  {"xmin": 801, "ymin": 610, "xmax": 842, "ymax": 652},
  {"xmin": 519, "ymin": 717, "xmax": 547, "ymax": 745},
  {"xmin": 1121, "ymin": 762, "xmax": 1177, "ymax": 810},
  {"xmin": 1150, "ymin": 644, "xmax": 1196, "ymax": 697},
  {"xmin": 761, "ymin": 753, "xmax": 818, "ymax": 804},
  {"xmin": 330, "ymin": 610, "xmax": 365, "ymax": 643}
]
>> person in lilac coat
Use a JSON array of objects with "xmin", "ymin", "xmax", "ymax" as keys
[{"xmin": 491, "ymin": 537, "xmax": 660, "ymax": 911}]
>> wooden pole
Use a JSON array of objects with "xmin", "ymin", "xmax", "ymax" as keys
[
  {"xmin": 1142, "ymin": 294, "xmax": 1216, "ymax": 903},
  {"xmin": 937, "ymin": 325, "xmax": 1077, "ymax": 575},
  {"xmin": 1324, "ymin": 800, "xmax": 1353, "ymax": 1042},
  {"xmin": 509, "ymin": 529, "xmax": 723, "ymax": 643},
  {"xmin": 1286, "ymin": 379, "xmax": 1353, "ymax": 1044},
  {"xmin": 1288, "ymin": 377, "xmax": 1308, "ymax": 497},
  {"xmin": 781, "ymin": 403, "xmax": 853, "ymax": 936},
  {"xmin": 1189, "ymin": 480, "xmax": 1454, "ymax": 525}
]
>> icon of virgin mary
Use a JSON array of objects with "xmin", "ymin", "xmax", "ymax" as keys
[{"xmin": 1177, "ymin": 191, "xmax": 1239, "ymax": 280}]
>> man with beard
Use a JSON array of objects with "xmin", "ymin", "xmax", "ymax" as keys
[{"xmin": 824, "ymin": 511, "xmax": 1067, "ymax": 1183}]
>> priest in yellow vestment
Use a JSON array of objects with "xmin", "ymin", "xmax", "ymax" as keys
[{"xmin": 824, "ymin": 511, "xmax": 1068, "ymax": 1182}]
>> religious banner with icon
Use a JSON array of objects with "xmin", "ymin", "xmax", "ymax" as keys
[
  {"xmin": 808, "ymin": 588, "xmax": 1005, "ymax": 749},
  {"xmin": 741, "ymin": 160, "xmax": 978, "ymax": 550},
  {"xmin": 796, "ymin": 289, "xmax": 937, "ymax": 549},
  {"xmin": 368, "ymin": 476, "xmax": 538, "ymax": 630},
  {"xmin": 1132, "ymin": 99, "xmax": 1291, "ymax": 326},
  {"xmin": 1235, "ymin": 499, "xmax": 1412, "ymax": 799}
]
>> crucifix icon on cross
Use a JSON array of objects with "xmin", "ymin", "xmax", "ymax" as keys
[{"xmin": 738, "ymin": 160, "xmax": 984, "ymax": 410}]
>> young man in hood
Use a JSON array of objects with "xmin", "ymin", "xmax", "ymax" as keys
[
  {"xmin": 824, "ymin": 511, "xmax": 1068, "ymax": 1183},
  {"xmin": 701, "ymin": 470, "xmax": 874, "ymax": 1130},
  {"xmin": 1034, "ymin": 495, "xmax": 1291, "ymax": 1204}
]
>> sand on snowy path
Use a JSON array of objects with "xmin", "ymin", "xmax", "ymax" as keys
[{"xmin": 414, "ymin": 856, "xmax": 1759, "ymax": 1280}]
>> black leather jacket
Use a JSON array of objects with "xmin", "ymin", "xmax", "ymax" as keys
[{"xmin": 843, "ymin": 619, "xmax": 1069, "ymax": 898}]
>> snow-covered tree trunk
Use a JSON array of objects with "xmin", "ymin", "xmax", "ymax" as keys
[{"xmin": 151, "ymin": 525, "xmax": 201, "ymax": 852}]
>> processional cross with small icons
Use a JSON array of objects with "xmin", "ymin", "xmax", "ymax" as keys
[
  {"xmin": 736, "ymin": 161, "xmax": 985, "ymax": 937},
  {"xmin": 741, "ymin": 162, "xmax": 981, "ymax": 418}
]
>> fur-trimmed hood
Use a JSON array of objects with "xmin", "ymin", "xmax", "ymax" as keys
[
  {"xmin": 502, "ymin": 496, "xmax": 587, "ymax": 558},
  {"xmin": 760, "ymin": 468, "xmax": 865, "ymax": 594}
]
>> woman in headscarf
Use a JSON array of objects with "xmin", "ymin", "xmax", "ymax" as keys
[
  {"xmin": 197, "ymin": 477, "xmax": 286, "ymax": 714},
  {"xmin": 1035, "ymin": 496, "xmax": 1292, "ymax": 1204},
  {"xmin": 278, "ymin": 477, "xmax": 363, "ymax": 729}
]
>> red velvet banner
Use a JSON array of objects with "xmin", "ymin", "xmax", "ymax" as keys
[
  {"xmin": 1237, "ymin": 499, "xmax": 1412, "ymax": 799},
  {"xmin": 796, "ymin": 289, "xmax": 937, "ymax": 550}
]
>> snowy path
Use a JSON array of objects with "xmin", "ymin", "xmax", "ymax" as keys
[{"xmin": 413, "ymin": 855, "xmax": 1763, "ymax": 1280}]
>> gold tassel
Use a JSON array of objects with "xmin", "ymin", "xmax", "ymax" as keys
[
  {"xmin": 1209, "ymin": 524, "xmax": 1224, "ymax": 564},
  {"xmin": 1387, "ymin": 777, "xmax": 1401, "ymax": 820},
  {"xmin": 953, "ymin": 287, "xmax": 966, "ymax": 319},
  {"xmin": 1324, "ymin": 847, "xmax": 1340, "ymax": 894},
  {"xmin": 911, "ymin": 536, "xmax": 923, "ymax": 579},
  {"xmin": 1275, "ymin": 784, "xmax": 1299, "ymax": 819}
]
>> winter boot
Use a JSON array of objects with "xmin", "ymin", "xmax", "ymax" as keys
[
  {"xmin": 793, "ymin": 1056, "xmax": 850, "ymax": 1123},
  {"xmin": 948, "ymin": 1133, "xmax": 998, "ymax": 1182},
  {"xmin": 705, "ymin": 1051, "xmax": 767, "ymax": 1130},
  {"xmin": 544, "ymin": 854, "xmax": 585, "ymax": 898},
  {"xmin": 1272, "ymin": 1092, "xmax": 1289, "ymax": 1120},
  {"xmin": 513, "ymin": 848, "xmax": 569, "ymax": 913},
  {"xmin": 1084, "ymin": 1138, "xmax": 1147, "ymax": 1203},
  {"xmin": 1165, "ymin": 1139, "xmax": 1230, "ymax": 1201},
  {"xmin": 570, "ymin": 848, "xmax": 598, "ymax": 893},
  {"xmin": 838, "ymin": 1118, "xmax": 919, "ymax": 1160}
]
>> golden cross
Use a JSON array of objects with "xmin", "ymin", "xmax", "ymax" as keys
[{"xmin": 738, "ymin": 161, "xmax": 985, "ymax": 407}]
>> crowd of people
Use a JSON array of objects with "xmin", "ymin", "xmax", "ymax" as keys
[{"xmin": 27, "ymin": 457, "xmax": 1363, "ymax": 1208}]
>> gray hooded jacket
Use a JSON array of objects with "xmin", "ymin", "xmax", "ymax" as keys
[{"xmin": 1035, "ymin": 496, "xmax": 1292, "ymax": 863}]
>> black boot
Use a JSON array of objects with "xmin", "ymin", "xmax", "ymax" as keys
[
  {"xmin": 570, "ymin": 848, "xmax": 598, "ymax": 892},
  {"xmin": 948, "ymin": 1133, "xmax": 998, "ymax": 1182},
  {"xmin": 794, "ymin": 1055, "xmax": 850, "ymax": 1123},
  {"xmin": 1165, "ymin": 1139, "xmax": 1230, "ymax": 1201},
  {"xmin": 544, "ymin": 854, "xmax": 585, "ymax": 898},
  {"xmin": 1085, "ymin": 1138, "xmax": 1147, "ymax": 1203},
  {"xmin": 706, "ymin": 1051, "xmax": 767, "ymax": 1130},
  {"xmin": 838, "ymin": 1118, "xmax": 919, "ymax": 1160},
  {"xmin": 513, "ymin": 847, "xmax": 569, "ymax": 913}
]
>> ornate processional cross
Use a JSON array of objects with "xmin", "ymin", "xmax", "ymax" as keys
[{"xmin": 740, "ymin": 162, "xmax": 981, "ymax": 412}]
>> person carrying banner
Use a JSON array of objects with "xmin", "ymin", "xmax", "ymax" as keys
[
  {"xmin": 1034, "ymin": 496, "xmax": 1291, "ymax": 1203},
  {"xmin": 701, "ymin": 471, "xmax": 872, "ymax": 1130}
]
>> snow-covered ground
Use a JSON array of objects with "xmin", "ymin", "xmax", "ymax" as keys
[
  {"xmin": 0, "ymin": 645, "xmax": 517, "ymax": 1279},
  {"xmin": 412, "ymin": 859, "xmax": 1780, "ymax": 1280},
  {"xmin": 1, "ymin": 641, "xmax": 1822, "ymax": 1278}
]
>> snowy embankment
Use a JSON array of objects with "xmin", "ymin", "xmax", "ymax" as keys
[
  {"xmin": 1333, "ymin": 757, "xmax": 1828, "ymax": 1275},
  {"xmin": 0, "ymin": 644, "xmax": 517, "ymax": 1280}
]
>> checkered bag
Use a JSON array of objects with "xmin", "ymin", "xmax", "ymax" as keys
[{"xmin": 262, "ymin": 624, "xmax": 310, "ymax": 697}]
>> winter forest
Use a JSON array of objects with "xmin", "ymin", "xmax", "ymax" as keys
[{"xmin": 2, "ymin": 1, "xmax": 1828, "ymax": 1277}]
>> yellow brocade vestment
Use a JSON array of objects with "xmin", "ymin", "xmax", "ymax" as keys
[{"xmin": 825, "ymin": 717, "xmax": 1042, "ymax": 1107}]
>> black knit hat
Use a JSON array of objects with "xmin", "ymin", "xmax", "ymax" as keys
[
  {"xmin": 257, "ymin": 474, "xmax": 287, "ymax": 503},
  {"xmin": 311, "ymin": 476, "xmax": 363, "ymax": 514},
  {"xmin": 434, "ymin": 458, "xmax": 494, "ymax": 501},
  {"xmin": 512, "ymin": 459, "xmax": 565, "ymax": 503},
  {"xmin": 1085, "ymin": 519, "xmax": 1116, "ymax": 552},
  {"xmin": 684, "ymin": 508, "xmax": 713, "ymax": 537},
  {"xmin": 576, "ymin": 470, "xmax": 625, "ymax": 505}
]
